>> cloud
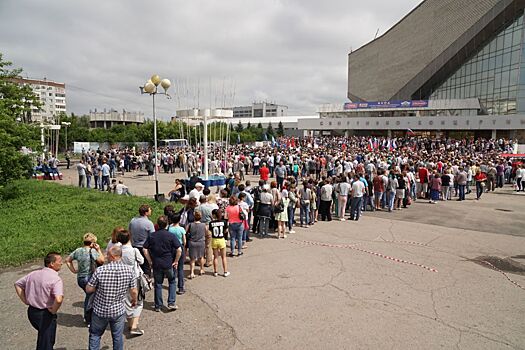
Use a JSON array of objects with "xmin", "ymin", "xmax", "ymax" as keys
[{"xmin": 0, "ymin": 0, "xmax": 422, "ymax": 119}]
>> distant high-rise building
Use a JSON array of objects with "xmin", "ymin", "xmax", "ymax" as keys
[{"xmin": 11, "ymin": 77, "xmax": 66, "ymax": 123}]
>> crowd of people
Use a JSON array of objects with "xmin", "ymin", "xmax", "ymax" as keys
[{"xmin": 15, "ymin": 135, "xmax": 525, "ymax": 349}]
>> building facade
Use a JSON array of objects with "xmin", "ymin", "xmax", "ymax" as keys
[
  {"xmin": 308, "ymin": 0, "xmax": 525, "ymax": 141},
  {"xmin": 228, "ymin": 102, "xmax": 288, "ymax": 118},
  {"xmin": 12, "ymin": 77, "xmax": 66, "ymax": 123},
  {"xmin": 89, "ymin": 109, "xmax": 144, "ymax": 129}
]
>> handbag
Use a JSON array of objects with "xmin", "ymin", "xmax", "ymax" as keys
[
  {"xmin": 134, "ymin": 250, "xmax": 152, "ymax": 300},
  {"xmin": 238, "ymin": 205, "xmax": 246, "ymax": 221},
  {"xmin": 273, "ymin": 200, "xmax": 284, "ymax": 214}
]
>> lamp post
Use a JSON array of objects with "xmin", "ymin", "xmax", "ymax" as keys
[
  {"xmin": 61, "ymin": 122, "xmax": 71, "ymax": 152},
  {"xmin": 140, "ymin": 75, "xmax": 171, "ymax": 201}
]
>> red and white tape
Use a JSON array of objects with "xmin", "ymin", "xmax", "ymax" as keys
[
  {"xmin": 480, "ymin": 260, "xmax": 525, "ymax": 291},
  {"xmin": 292, "ymin": 239, "xmax": 438, "ymax": 273}
]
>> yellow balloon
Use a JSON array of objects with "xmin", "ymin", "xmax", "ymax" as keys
[{"xmin": 151, "ymin": 75, "xmax": 161, "ymax": 86}]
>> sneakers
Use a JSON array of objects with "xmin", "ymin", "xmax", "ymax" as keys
[
  {"xmin": 168, "ymin": 303, "xmax": 178, "ymax": 311},
  {"xmin": 154, "ymin": 307, "xmax": 161, "ymax": 312},
  {"xmin": 214, "ymin": 272, "xmax": 218, "ymax": 277},
  {"xmin": 224, "ymin": 271, "xmax": 230, "ymax": 277},
  {"xmin": 289, "ymin": 230, "xmax": 296, "ymax": 234},
  {"xmin": 130, "ymin": 328, "xmax": 144, "ymax": 336},
  {"xmin": 340, "ymin": 218, "xmax": 346, "ymax": 221},
  {"xmin": 177, "ymin": 289, "xmax": 185, "ymax": 295}
]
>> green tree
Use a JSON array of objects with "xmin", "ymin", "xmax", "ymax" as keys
[
  {"xmin": 0, "ymin": 53, "xmax": 41, "ymax": 184},
  {"xmin": 246, "ymin": 121, "xmax": 252, "ymax": 130},
  {"xmin": 266, "ymin": 122, "xmax": 274, "ymax": 136},
  {"xmin": 277, "ymin": 121, "xmax": 284, "ymax": 137},
  {"xmin": 236, "ymin": 120, "xmax": 244, "ymax": 133},
  {"xmin": 257, "ymin": 122, "xmax": 263, "ymax": 129}
]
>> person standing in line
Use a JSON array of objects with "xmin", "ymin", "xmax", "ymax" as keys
[
  {"xmin": 350, "ymin": 174, "xmax": 366, "ymax": 221},
  {"xmin": 516, "ymin": 164, "xmax": 525, "ymax": 191},
  {"xmin": 143, "ymin": 216, "xmax": 182, "ymax": 312},
  {"xmin": 208, "ymin": 209, "xmax": 230, "ymax": 277},
  {"xmin": 319, "ymin": 179, "xmax": 333, "ymax": 221},
  {"xmin": 168, "ymin": 213, "xmax": 187, "ymax": 295},
  {"xmin": 429, "ymin": 171, "xmax": 442, "ymax": 204},
  {"xmin": 65, "ymin": 233, "xmax": 105, "ymax": 325},
  {"xmin": 129, "ymin": 205, "xmax": 155, "ymax": 277},
  {"xmin": 474, "ymin": 170, "xmax": 487, "ymax": 200},
  {"xmin": 186, "ymin": 211, "xmax": 207, "ymax": 278},
  {"xmin": 225, "ymin": 196, "xmax": 244, "ymax": 256},
  {"xmin": 275, "ymin": 161, "xmax": 287, "ymax": 190},
  {"xmin": 77, "ymin": 160, "xmax": 87, "ymax": 188},
  {"xmin": 116, "ymin": 230, "xmax": 145, "ymax": 336},
  {"xmin": 15, "ymin": 252, "xmax": 64, "ymax": 350},
  {"xmin": 86, "ymin": 246, "xmax": 137, "ymax": 350},
  {"xmin": 100, "ymin": 159, "xmax": 111, "ymax": 192},
  {"xmin": 259, "ymin": 162, "xmax": 270, "ymax": 183},
  {"xmin": 337, "ymin": 176, "xmax": 351, "ymax": 220},
  {"xmin": 456, "ymin": 167, "xmax": 468, "ymax": 201}
]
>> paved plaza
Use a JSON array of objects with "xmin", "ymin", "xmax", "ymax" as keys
[{"xmin": 1, "ymin": 167, "xmax": 525, "ymax": 349}]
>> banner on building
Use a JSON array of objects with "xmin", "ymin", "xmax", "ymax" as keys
[{"xmin": 344, "ymin": 100, "xmax": 428, "ymax": 110}]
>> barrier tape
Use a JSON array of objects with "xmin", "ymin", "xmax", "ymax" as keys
[
  {"xmin": 480, "ymin": 260, "xmax": 525, "ymax": 291},
  {"xmin": 292, "ymin": 240, "xmax": 438, "ymax": 273},
  {"xmin": 381, "ymin": 239, "xmax": 429, "ymax": 247}
]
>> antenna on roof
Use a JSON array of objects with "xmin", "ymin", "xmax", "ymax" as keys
[{"xmin": 374, "ymin": 28, "xmax": 380, "ymax": 39}]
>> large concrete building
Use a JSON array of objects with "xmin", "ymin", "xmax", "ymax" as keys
[
  {"xmin": 228, "ymin": 102, "xmax": 288, "ymax": 118},
  {"xmin": 303, "ymin": 0, "xmax": 525, "ymax": 141},
  {"xmin": 89, "ymin": 109, "xmax": 144, "ymax": 129},
  {"xmin": 12, "ymin": 77, "xmax": 66, "ymax": 123}
]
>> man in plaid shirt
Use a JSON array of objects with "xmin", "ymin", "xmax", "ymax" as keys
[{"xmin": 87, "ymin": 245, "xmax": 137, "ymax": 350}]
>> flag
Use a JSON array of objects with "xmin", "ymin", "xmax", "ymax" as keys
[
  {"xmin": 237, "ymin": 133, "xmax": 241, "ymax": 144},
  {"xmin": 263, "ymin": 133, "xmax": 268, "ymax": 141},
  {"xmin": 373, "ymin": 138, "xmax": 379, "ymax": 150},
  {"xmin": 271, "ymin": 135, "xmax": 277, "ymax": 147},
  {"xmin": 387, "ymin": 139, "xmax": 391, "ymax": 151},
  {"xmin": 407, "ymin": 128, "xmax": 415, "ymax": 136},
  {"xmin": 392, "ymin": 139, "xmax": 397, "ymax": 149},
  {"xmin": 367, "ymin": 138, "xmax": 373, "ymax": 151}
]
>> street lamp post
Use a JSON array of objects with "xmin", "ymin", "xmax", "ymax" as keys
[
  {"xmin": 61, "ymin": 122, "xmax": 71, "ymax": 153},
  {"xmin": 140, "ymin": 75, "xmax": 171, "ymax": 201}
]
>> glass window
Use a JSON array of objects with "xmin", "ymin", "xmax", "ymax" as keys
[
  {"xmin": 496, "ymin": 35, "xmax": 505, "ymax": 51},
  {"xmin": 502, "ymin": 52, "xmax": 512, "ymax": 66},
  {"xmin": 511, "ymin": 50, "xmax": 521, "ymax": 65}
]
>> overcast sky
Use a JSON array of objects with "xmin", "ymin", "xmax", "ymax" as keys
[{"xmin": 0, "ymin": 0, "xmax": 421, "ymax": 119}]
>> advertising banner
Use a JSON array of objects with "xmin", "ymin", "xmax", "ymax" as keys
[{"xmin": 344, "ymin": 100, "xmax": 428, "ymax": 110}]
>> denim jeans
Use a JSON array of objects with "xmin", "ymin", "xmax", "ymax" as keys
[
  {"xmin": 177, "ymin": 249, "xmax": 185, "ymax": 290},
  {"xmin": 77, "ymin": 275, "xmax": 93, "ymax": 321},
  {"xmin": 28, "ymin": 306, "xmax": 57, "ymax": 350},
  {"xmin": 476, "ymin": 182, "xmax": 484, "ymax": 199},
  {"xmin": 287, "ymin": 206, "xmax": 295, "ymax": 230},
  {"xmin": 86, "ymin": 175, "xmax": 92, "ymax": 188},
  {"xmin": 229, "ymin": 222, "xmax": 243, "ymax": 255},
  {"xmin": 101, "ymin": 176, "xmax": 110, "ymax": 191},
  {"xmin": 89, "ymin": 312, "xmax": 125, "ymax": 350},
  {"xmin": 458, "ymin": 184, "xmax": 466, "ymax": 200},
  {"xmin": 387, "ymin": 191, "xmax": 396, "ymax": 211},
  {"xmin": 299, "ymin": 205, "xmax": 310, "ymax": 226},
  {"xmin": 350, "ymin": 197, "xmax": 363, "ymax": 220},
  {"xmin": 153, "ymin": 267, "xmax": 176, "ymax": 308}
]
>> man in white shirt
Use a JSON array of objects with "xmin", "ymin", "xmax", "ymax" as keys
[
  {"xmin": 350, "ymin": 174, "xmax": 366, "ymax": 221},
  {"xmin": 188, "ymin": 182, "xmax": 204, "ymax": 199},
  {"xmin": 337, "ymin": 177, "xmax": 351, "ymax": 221},
  {"xmin": 319, "ymin": 179, "xmax": 333, "ymax": 221}
]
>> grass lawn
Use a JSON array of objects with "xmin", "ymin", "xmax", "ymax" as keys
[{"xmin": 0, "ymin": 180, "xmax": 177, "ymax": 267}]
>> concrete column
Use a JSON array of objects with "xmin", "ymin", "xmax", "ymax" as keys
[{"xmin": 491, "ymin": 129, "xmax": 497, "ymax": 139}]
